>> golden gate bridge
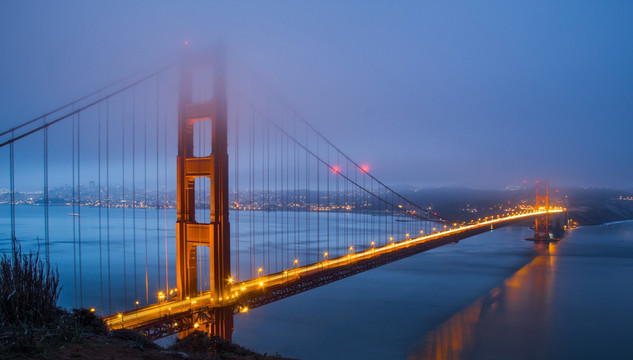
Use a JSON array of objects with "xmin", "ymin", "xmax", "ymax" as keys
[{"xmin": 0, "ymin": 44, "xmax": 564, "ymax": 341}]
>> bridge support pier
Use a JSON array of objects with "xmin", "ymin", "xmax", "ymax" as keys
[{"xmin": 177, "ymin": 307, "xmax": 234, "ymax": 342}]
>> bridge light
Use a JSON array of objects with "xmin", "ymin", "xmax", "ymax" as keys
[
  {"xmin": 228, "ymin": 276, "xmax": 234, "ymax": 284},
  {"xmin": 194, "ymin": 323, "xmax": 199, "ymax": 329},
  {"xmin": 361, "ymin": 165, "xmax": 369, "ymax": 173},
  {"xmin": 323, "ymin": 252, "xmax": 328, "ymax": 260},
  {"xmin": 332, "ymin": 166, "xmax": 340, "ymax": 173},
  {"xmin": 240, "ymin": 306, "xmax": 249, "ymax": 313},
  {"xmin": 90, "ymin": 307, "xmax": 95, "ymax": 313},
  {"xmin": 293, "ymin": 259, "xmax": 299, "ymax": 268},
  {"xmin": 370, "ymin": 241, "xmax": 375, "ymax": 247},
  {"xmin": 405, "ymin": 233, "xmax": 410, "ymax": 239},
  {"xmin": 259, "ymin": 281, "xmax": 264, "ymax": 288},
  {"xmin": 257, "ymin": 268, "xmax": 263, "ymax": 277}
]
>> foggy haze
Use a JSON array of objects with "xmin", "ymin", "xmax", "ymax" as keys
[{"xmin": 1, "ymin": 1, "xmax": 632, "ymax": 190}]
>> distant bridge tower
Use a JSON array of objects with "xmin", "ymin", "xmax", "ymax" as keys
[
  {"xmin": 532, "ymin": 181, "xmax": 550, "ymax": 241},
  {"xmin": 176, "ymin": 45, "xmax": 230, "ymax": 304}
]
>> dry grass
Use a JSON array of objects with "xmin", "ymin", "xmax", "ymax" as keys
[{"xmin": 0, "ymin": 247, "xmax": 60, "ymax": 327}]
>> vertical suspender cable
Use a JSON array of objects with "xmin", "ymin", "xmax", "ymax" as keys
[
  {"xmin": 249, "ymin": 108, "xmax": 253, "ymax": 277},
  {"xmin": 144, "ymin": 81, "xmax": 149, "ymax": 303},
  {"xmin": 132, "ymin": 88, "xmax": 138, "ymax": 303},
  {"xmin": 72, "ymin": 112, "xmax": 77, "ymax": 308},
  {"xmin": 164, "ymin": 88, "xmax": 169, "ymax": 296},
  {"xmin": 122, "ymin": 95, "xmax": 128, "ymax": 308},
  {"xmin": 274, "ymin": 123, "xmax": 278, "ymax": 272},
  {"xmin": 77, "ymin": 111, "xmax": 83, "ymax": 307},
  {"xmin": 9, "ymin": 139, "xmax": 15, "ymax": 256},
  {"xmin": 261, "ymin": 118, "xmax": 265, "ymax": 272},
  {"xmin": 326, "ymin": 145, "xmax": 329, "ymax": 257},
  {"xmin": 156, "ymin": 75, "xmax": 161, "ymax": 292},
  {"xmin": 98, "ymin": 104, "xmax": 104, "ymax": 315},
  {"xmin": 336, "ymin": 152, "xmax": 339, "ymax": 257},
  {"xmin": 304, "ymin": 131, "xmax": 308, "ymax": 263},
  {"xmin": 293, "ymin": 120, "xmax": 297, "ymax": 264},
  {"xmin": 281, "ymin": 116, "xmax": 286, "ymax": 269},
  {"xmin": 132, "ymin": 87, "xmax": 138, "ymax": 303},
  {"xmin": 235, "ymin": 98, "xmax": 240, "ymax": 280},
  {"xmin": 44, "ymin": 127, "xmax": 50, "ymax": 265},
  {"xmin": 317, "ymin": 137, "xmax": 320, "ymax": 263},
  {"xmin": 106, "ymin": 99, "xmax": 112, "ymax": 314},
  {"xmin": 266, "ymin": 121, "xmax": 270, "ymax": 273}
]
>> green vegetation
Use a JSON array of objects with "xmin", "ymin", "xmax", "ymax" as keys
[
  {"xmin": 168, "ymin": 330, "xmax": 283, "ymax": 359},
  {"xmin": 0, "ymin": 247, "xmax": 288, "ymax": 360},
  {"xmin": 0, "ymin": 248, "xmax": 107, "ymax": 356}
]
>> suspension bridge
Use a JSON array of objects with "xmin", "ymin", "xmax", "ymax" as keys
[{"xmin": 0, "ymin": 44, "xmax": 565, "ymax": 341}]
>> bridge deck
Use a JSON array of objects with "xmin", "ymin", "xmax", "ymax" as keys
[{"xmin": 104, "ymin": 209, "xmax": 564, "ymax": 333}]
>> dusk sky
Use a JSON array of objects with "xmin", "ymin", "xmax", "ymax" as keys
[{"xmin": 1, "ymin": 1, "xmax": 632, "ymax": 190}]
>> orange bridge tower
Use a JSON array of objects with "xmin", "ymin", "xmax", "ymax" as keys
[
  {"xmin": 529, "ymin": 181, "xmax": 553, "ymax": 242},
  {"xmin": 176, "ymin": 45, "xmax": 230, "ymax": 305}
]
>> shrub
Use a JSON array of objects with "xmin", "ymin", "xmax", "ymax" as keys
[{"xmin": 0, "ymin": 247, "xmax": 61, "ymax": 327}]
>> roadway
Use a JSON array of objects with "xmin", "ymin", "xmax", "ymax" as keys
[{"xmin": 104, "ymin": 208, "xmax": 565, "ymax": 331}]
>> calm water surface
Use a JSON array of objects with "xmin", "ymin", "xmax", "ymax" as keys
[
  {"xmin": 232, "ymin": 222, "xmax": 633, "ymax": 359},
  {"xmin": 2, "ymin": 205, "xmax": 632, "ymax": 359}
]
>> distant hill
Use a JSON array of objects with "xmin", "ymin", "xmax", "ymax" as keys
[{"xmin": 399, "ymin": 187, "xmax": 633, "ymax": 226}]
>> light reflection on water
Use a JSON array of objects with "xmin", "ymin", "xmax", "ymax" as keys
[
  {"xmin": 408, "ymin": 243, "xmax": 557, "ymax": 360},
  {"xmin": 409, "ymin": 221, "xmax": 633, "ymax": 360}
]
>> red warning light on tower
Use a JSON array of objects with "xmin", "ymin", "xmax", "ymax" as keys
[
  {"xmin": 361, "ymin": 165, "xmax": 369, "ymax": 173},
  {"xmin": 332, "ymin": 166, "xmax": 340, "ymax": 173}
]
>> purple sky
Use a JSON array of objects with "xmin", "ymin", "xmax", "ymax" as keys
[{"xmin": 1, "ymin": 1, "xmax": 632, "ymax": 190}]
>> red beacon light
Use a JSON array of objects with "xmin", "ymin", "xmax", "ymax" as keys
[
  {"xmin": 361, "ymin": 165, "xmax": 369, "ymax": 173},
  {"xmin": 332, "ymin": 166, "xmax": 340, "ymax": 173}
]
